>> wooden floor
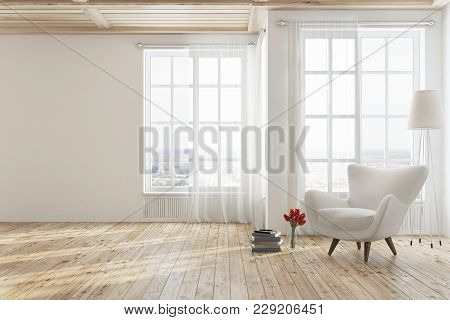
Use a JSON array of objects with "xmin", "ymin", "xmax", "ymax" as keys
[{"xmin": 0, "ymin": 223, "xmax": 449, "ymax": 300}]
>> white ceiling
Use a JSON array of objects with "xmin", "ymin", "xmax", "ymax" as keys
[{"xmin": 0, "ymin": 1, "xmax": 444, "ymax": 34}]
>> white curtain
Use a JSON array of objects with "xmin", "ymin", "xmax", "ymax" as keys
[
  {"xmin": 443, "ymin": 4, "xmax": 450, "ymax": 237},
  {"xmin": 186, "ymin": 42, "xmax": 266, "ymax": 225},
  {"xmin": 288, "ymin": 21, "xmax": 358, "ymax": 235}
]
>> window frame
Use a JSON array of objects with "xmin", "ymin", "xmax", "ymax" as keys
[
  {"xmin": 143, "ymin": 48, "xmax": 247, "ymax": 194},
  {"xmin": 302, "ymin": 28, "xmax": 424, "ymax": 196}
]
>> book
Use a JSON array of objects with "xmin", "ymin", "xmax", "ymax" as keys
[
  {"xmin": 251, "ymin": 240, "xmax": 283, "ymax": 248},
  {"xmin": 252, "ymin": 236, "xmax": 281, "ymax": 242},
  {"xmin": 252, "ymin": 230, "xmax": 281, "ymax": 237}
]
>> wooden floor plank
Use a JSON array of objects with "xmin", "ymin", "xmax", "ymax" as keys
[
  {"xmin": 121, "ymin": 224, "xmax": 177, "ymax": 299},
  {"xmin": 228, "ymin": 224, "xmax": 249, "ymax": 300},
  {"xmin": 195, "ymin": 223, "xmax": 219, "ymax": 300},
  {"xmin": 304, "ymin": 237, "xmax": 373, "ymax": 300},
  {"xmin": 236, "ymin": 224, "xmax": 265, "ymax": 299},
  {"xmin": 330, "ymin": 239, "xmax": 409, "ymax": 300},
  {"xmin": 313, "ymin": 237, "xmax": 393, "ymax": 300},
  {"xmin": 277, "ymin": 240, "xmax": 320, "ymax": 299},
  {"xmin": 213, "ymin": 223, "xmax": 231, "ymax": 299},
  {"xmin": 0, "ymin": 223, "xmax": 448, "ymax": 300},
  {"xmin": 177, "ymin": 223, "xmax": 210, "ymax": 300},
  {"xmin": 159, "ymin": 224, "xmax": 201, "ymax": 300},
  {"xmin": 339, "ymin": 240, "xmax": 428, "ymax": 299},
  {"xmin": 282, "ymin": 238, "xmax": 338, "ymax": 299},
  {"xmin": 297, "ymin": 237, "xmax": 355, "ymax": 299},
  {"xmin": 142, "ymin": 223, "xmax": 193, "ymax": 299},
  {"xmin": 245, "ymin": 225, "xmax": 284, "ymax": 300}
]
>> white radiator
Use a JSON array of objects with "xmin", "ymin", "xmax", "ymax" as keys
[
  {"xmin": 143, "ymin": 196, "xmax": 190, "ymax": 221},
  {"xmin": 143, "ymin": 195, "xmax": 240, "ymax": 222}
]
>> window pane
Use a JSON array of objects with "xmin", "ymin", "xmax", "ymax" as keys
[
  {"xmin": 199, "ymin": 88, "xmax": 218, "ymax": 122},
  {"xmin": 199, "ymin": 58, "xmax": 218, "ymax": 85},
  {"xmin": 305, "ymin": 39, "xmax": 328, "ymax": 71},
  {"xmin": 151, "ymin": 124, "xmax": 170, "ymax": 163},
  {"xmin": 388, "ymin": 74, "xmax": 413, "ymax": 115},
  {"xmin": 152, "ymin": 163, "xmax": 171, "ymax": 187},
  {"xmin": 364, "ymin": 162, "xmax": 385, "ymax": 169},
  {"xmin": 173, "ymin": 57, "xmax": 193, "ymax": 85},
  {"xmin": 173, "ymin": 88, "xmax": 193, "ymax": 124},
  {"xmin": 332, "ymin": 74, "xmax": 355, "ymax": 115},
  {"xmin": 150, "ymin": 88, "xmax": 171, "ymax": 122},
  {"xmin": 198, "ymin": 160, "xmax": 218, "ymax": 187},
  {"xmin": 305, "ymin": 74, "xmax": 328, "ymax": 115},
  {"xmin": 388, "ymin": 118, "xmax": 411, "ymax": 160},
  {"xmin": 220, "ymin": 126, "xmax": 241, "ymax": 160},
  {"xmin": 198, "ymin": 125, "xmax": 218, "ymax": 160},
  {"xmin": 362, "ymin": 38, "xmax": 385, "ymax": 71},
  {"xmin": 333, "ymin": 162, "xmax": 352, "ymax": 193},
  {"xmin": 305, "ymin": 162, "xmax": 328, "ymax": 192},
  {"xmin": 174, "ymin": 162, "xmax": 192, "ymax": 186},
  {"xmin": 221, "ymin": 58, "xmax": 241, "ymax": 85},
  {"xmin": 221, "ymin": 88, "xmax": 241, "ymax": 122},
  {"xmin": 332, "ymin": 39, "xmax": 355, "ymax": 71},
  {"xmin": 151, "ymin": 57, "xmax": 171, "ymax": 85},
  {"xmin": 173, "ymin": 125, "xmax": 193, "ymax": 163},
  {"xmin": 362, "ymin": 118, "xmax": 385, "ymax": 161},
  {"xmin": 332, "ymin": 119, "xmax": 355, "ymax": 159},
  {"xmin": 305, "ymin": 118, "xmax": 327, "ymax": 159},
  {"xmin": 388, "ymin": 161, "xmax": 413, "ymax": 168},
  {"xmin": 388, "ymin": 38, "xmax": 413, "ymax": 71},
  {"xmin": 362, "ymin": 74, "xmax": 385, "ymax": 115},
  {"xmin": 222, "ymin": 161, "xmax": 240, "ymax": 187}
]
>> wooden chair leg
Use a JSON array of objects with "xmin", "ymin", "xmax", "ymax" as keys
[
  {"xmin": 364, "ymin": 242, "xmax": 371, "ymax": 262},
  {"xmin": 356, "ymin": 242, "xmax": 361, "ymax": 250},
  {"xmin": 385, "ymin": 237, "xmax": 397, "ymax": 255},
  {"xmin": 328, "ymin": 239, "xmax": 340, "ymax": 256}
]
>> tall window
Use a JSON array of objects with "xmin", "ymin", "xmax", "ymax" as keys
[
  {"xmin": 304, "ymin": 29, "xmax": 422, "ymax": 194},
  {"xmin": 144, "ymin": 48, "xmax": 245, "ymax": 193}
]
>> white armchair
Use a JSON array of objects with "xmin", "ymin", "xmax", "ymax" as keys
[{"xmin": 305, "ymin": 164, "xmax": 428, "ymax": 262}]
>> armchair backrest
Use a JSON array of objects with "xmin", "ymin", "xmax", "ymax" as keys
[{"xmin": 347, "ymin": 164, "xmax": 428, "ymax": 210}]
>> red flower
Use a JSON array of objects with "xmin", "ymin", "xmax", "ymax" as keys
[
  {"xmin": 297, "ymin": 213, "xmax": 307, "ymax": 226},
  {"xmin": 283, "ymin": 208, "xmax": 307, "ymax": 227}
]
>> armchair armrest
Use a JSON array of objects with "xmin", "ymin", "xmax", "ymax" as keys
[{"xmin": 368, "ymin": 194, "xmax": 409, "ymax": 241}]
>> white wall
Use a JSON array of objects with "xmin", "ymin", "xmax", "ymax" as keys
[
  {"xmin": 0, "ymin": 34, "xmax": 255, "ymax": 222},
  {"xmin": 266, "ymin": 10, "xmax": 444, "ymax": 234}
]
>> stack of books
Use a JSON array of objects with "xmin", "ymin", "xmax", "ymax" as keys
[{"xmin": 251, "ymin": 229, "xmax": 282, "ymax": 252}]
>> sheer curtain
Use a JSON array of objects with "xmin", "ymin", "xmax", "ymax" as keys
[
  {"xmin": 186, "ymin": 42, "xmax": 265, "ymax": 225},
  {"xmin": 288, "ymin": 21, "xmax": 358, "ymax": 235}
]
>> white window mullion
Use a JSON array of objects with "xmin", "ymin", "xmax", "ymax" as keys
[
  {"xmin": 355, "ymin": 33, "xmax": 361, "ymax": 165},
  {"xmin": 217, "ymin": 57, "xmax": 222, "ymax": 188},
  {"xmin": 193, "ymin": 56, "xmax": 199, "ymax": 189},
  {"xmin": 385, "ymin": 38, "xmax": 390, "ymax": 168},
  {"xmin": 170, "ymin": 57, "xmax": 175, "ymax": 188},
  {"xmin": 327, "ymin": 37, "xmax": 333, "ymax": 193}
]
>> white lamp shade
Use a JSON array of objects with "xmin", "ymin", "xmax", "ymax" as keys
[{"xmin": 408, "ymin": 90, "xmax": 445, "ymax": 129}]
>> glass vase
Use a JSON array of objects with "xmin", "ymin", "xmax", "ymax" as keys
[{"xmin": 288, "ymin": 225, "xmax": 297, "ymax": 249}]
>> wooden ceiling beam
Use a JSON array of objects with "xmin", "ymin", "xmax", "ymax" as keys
[
  {"xmin": 0, "ymin": 25, "xmax": 249, "ymax": 33},
  {"xmin": 0, "ymin": 1, "xmax": 435, "ymax": 8}
]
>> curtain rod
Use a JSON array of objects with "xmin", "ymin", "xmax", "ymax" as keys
[
  {"xmin": 276, "ymin": 20, "xmax": 436, "ymax": 27},
  {"xmin": 136, "ymin": 43, "xmax": 256, "ymax": 48}
]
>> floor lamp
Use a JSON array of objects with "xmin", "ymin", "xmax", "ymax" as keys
[{"xmin": 408, "ymin": 90, "xmax": 445, "ymax": 248}]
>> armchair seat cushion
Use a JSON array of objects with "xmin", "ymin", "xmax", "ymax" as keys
[{"xmin": 317, "ymin": 207, "xmax": 376, "ymax": 231}]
